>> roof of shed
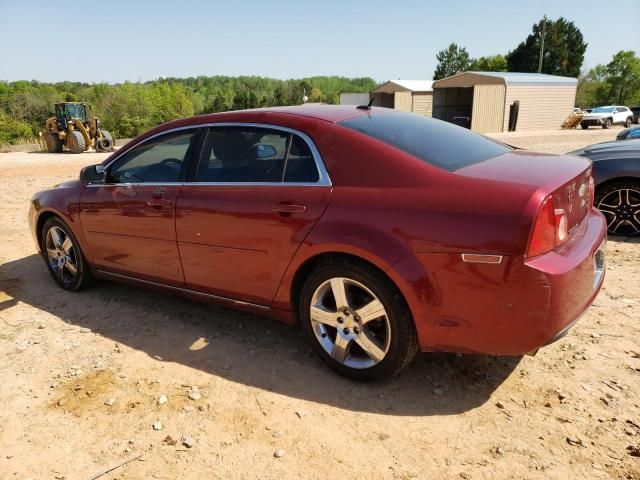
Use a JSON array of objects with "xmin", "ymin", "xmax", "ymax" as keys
[
  {"xmin": 372, "ymin": 80, "xmax": 434, "ymax": 93},
  {"xmin": 433, "ymin": 71, "xmax": 578, "ymax": 87}
]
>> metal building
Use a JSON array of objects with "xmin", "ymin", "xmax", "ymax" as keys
[
  {"xmin": 432, "ymin": 72, "xmax": 578, "ymax": 133},
  {"xmin": 369, "ymin": 80, "xmax": 433, "ymax": 116},
  {"xmin": 339, "ymin": 93, "xmax": 370, "ymax": 106}
]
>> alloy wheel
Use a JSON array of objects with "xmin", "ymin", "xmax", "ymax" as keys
[
  {"xmin": 45, "ymin": 226, "xmax": 79, "ymax": 285},
  {"xmin": 309, "ymin": 277, "xmax": 391, "ymax": 369},
  {"xmin": 597, "ymin": 188, "xmax": 640, "ymax": 236}
]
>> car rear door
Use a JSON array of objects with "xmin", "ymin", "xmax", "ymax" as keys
[
  {"xmin": 79, "ymin": 128, "xmax": 201, "ymax": 284},
  {"xmin": 614, "ymin": 107, "xmax": 627, "ymax": 124},
  {"xmin": 175, "ymin": 124, "xmax": 332, "ymax": 306}
]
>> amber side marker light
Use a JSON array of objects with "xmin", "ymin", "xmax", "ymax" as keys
[{"xmin": 461, "ymin": 254, "xmax": 503, "ymax": 264}]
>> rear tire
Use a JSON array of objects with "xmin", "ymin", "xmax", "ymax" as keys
[
  {"xmin": 97, "ymin": 129, "xmax": 114, "ymax": 151},
  {"xmin": 299, "ymin": 257, "xmax": 419, "ymax": 381},
  {"xmin": 67, "ymin": 130, "xmax": 86, "ymax": 153},
  {"xmin": 44, "ymin": 133, "xmax": 63, "ymax": 153},
  {"xmin": 595, "ymin": 180, "xmax": 640, "ymax": 237},
  {"xmin": 625, "ymin": 117, "xmax": 632, "ymax": 128},
  {"xmin": 602, "ymin": 118, "xmax": 612, "ymax": 129},
  {"xmin": 40, "ymin": 217, "xmax": 94, "ymax": 290}
]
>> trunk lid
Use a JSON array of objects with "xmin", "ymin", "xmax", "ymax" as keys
[{"xmin": 456, "ymin": 151, "xmax": 592, "ymax": 232}]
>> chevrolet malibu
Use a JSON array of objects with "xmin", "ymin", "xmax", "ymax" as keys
[{"xmin": 29, "ymin": 105, "xmax": 606, "ymax": 381}]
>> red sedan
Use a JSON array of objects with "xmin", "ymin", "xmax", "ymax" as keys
[{"xmin": 29, "ymin": 105, "xmax": 606, "ymax": 381}]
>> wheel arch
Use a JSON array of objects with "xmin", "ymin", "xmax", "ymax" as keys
[
  {"xmin": 595, "ymin": 176, "xmax": 640, "ymax": 195},
  {"xmin": 289, "ymin": 252, "xmax": 408, "ymax": 322},
  {"xmin": 35, "ymin": 210, "xmax": 60, "ymax": 251}
]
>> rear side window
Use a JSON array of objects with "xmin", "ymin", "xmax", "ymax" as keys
[
  {"xmin": 284, "ymin": 135, "xmax": 318, "ymax": 183},
  {"xmin": 196, "ymin": 126, "xmax": 319, "ymax": 183},
  {"xmin": 339, "ymin": 112, "xmax": 511, "ymax": 171}
]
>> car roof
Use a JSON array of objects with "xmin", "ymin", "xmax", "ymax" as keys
[{"xmin": 188, "ymin": 104, "xmax": 383, "ymax": 125}]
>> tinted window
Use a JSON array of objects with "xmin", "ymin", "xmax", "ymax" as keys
[
  {"xmin": 109, "ymin": 130, "xmax": 197, "ymax": 183},
  {"xmin": 196, "ymin": 127, "xmax": 319, "ymax": 183},
  {"xmin": 339, "ymin": 112, "xmax": 510, "ymax": 171},
  {"xmin": 284, "ymin": 135, "xmax": 319, "ymax": 182},
  {"xmin": 197, "ymin": 127, "xmax": 287, "ymax": 182}
]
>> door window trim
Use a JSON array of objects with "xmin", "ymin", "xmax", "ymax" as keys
[
  {"xmin": 95, "ymin": 122, "xmax": 331, "ymax": 188},
  {"xmin": 92, "ymin": 127, "xmax": 203, "ymax": 187}
]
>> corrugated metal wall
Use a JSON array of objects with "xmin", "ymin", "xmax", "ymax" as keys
[
  {"xmin": 502, "ymin": 85, "xmax": 577, "ymax": 131},
  {"xmin": 339, "ymin": 93, "xmax": 370, "ymax": 105},
  {"xmin": 394, "ymin": 91, "xmax": 412, "ymax": 112},
  {"xmin": 470, "ymin": 84, "xmax": 506, "ymax": 133},
  {"xmin": 411, "ymin": 93, "xmax": 433, "ymax": 116}
]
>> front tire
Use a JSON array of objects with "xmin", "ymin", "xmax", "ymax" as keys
[
  {"xmin": 67, "ymin": 130, "xmax": 86, "ymax": 153},
  {"xmin": 595, "ymin": 181, "xmax": 640, "ymax": 237},
  {"xmin": 602, "ymin": 118, "xmax": 612, "ymax": 129},
  {"xmin": 580, "ymin": 122, "xmax": 589, "ymax": 129},
  {"xmin": 299, "ymin": 257, "xmax": 418, "ymax": 381},
  {"xmin": 41, "ymin": 217, "xmax": 93, "ymax": 290}
]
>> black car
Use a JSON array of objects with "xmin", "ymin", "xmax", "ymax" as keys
[
  {"xmin": 631, "ymin": 106, "xmax": 640, "ymax": 124},
  {"xmin": 569, "ymin": 139, "xmax": 640, "ymax": 236}
]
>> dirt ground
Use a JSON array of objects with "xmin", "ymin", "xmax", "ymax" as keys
[{"xmin": 1, "ymin": 127, "xmax": 639, "ymax": 480}]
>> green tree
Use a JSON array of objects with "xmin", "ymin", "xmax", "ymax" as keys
[
  {"xmin": 605, "ymin": 50, "xmax": 640, "ymax": 104},
  {"xmin": 575, "ymin": 51, "xmax": 640, "ymax": 108},
  {"xmin": 470, "ymin": 54, "xmax": 507, "ymax": 72},
  {"xmin": 506, "ymin": 17, "xmax": 587, "ymax": 77},
  {"xmin": 433, "ymin": 43, "xmax": 472, "ymax": 80}
]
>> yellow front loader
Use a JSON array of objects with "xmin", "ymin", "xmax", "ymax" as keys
[{"xmin": 42, "ymin": 102, "xmax": 114, "ymax": 154}]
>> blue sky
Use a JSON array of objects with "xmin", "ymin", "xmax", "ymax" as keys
[{"xmin": 0, "ymin": 0, "xmax": 638, "ymax": 83}]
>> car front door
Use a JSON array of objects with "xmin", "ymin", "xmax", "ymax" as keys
[
  {"xmin": 175, "ymin": 125, "xmax": 332, "ymax": 306},
  {"xmin": 80, "ymin": 128, "xmax": 201, "ymax": 284}
]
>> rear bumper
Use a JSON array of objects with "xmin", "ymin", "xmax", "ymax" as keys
[{"xmin": 409, "ymin": 209, "xmax": 607, "ymax": 355}]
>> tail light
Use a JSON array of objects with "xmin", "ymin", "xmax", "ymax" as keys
[
  {"xmin": 527, "ymin": 196, "xmax": 570, "ymax": 258},
  {"xmin": 588, "ymin": 175, "xmax": 595, "ymax": 206}
]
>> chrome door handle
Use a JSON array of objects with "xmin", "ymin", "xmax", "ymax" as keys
[{"xmin": 272, "ymin": 203, "xmax": 307, "ymax": 214}]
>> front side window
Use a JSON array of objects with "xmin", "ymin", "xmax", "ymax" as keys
[
  {"xmin": 196, "ymin": 126, "xmax": 319, "ymax": 183},
  {"xmin": 108, "ymin": 129, "xmax": 197, "ymax": 183}
]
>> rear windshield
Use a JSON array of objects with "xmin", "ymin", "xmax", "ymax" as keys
[{"xmin": 339, "ymin": 112, "xmax": 511, "ymax": 171}]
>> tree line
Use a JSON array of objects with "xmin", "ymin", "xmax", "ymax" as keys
[
  {"xmin": 0, "ymin": 76, "xmax": 376, "ymax": 145},
  {"xmin": 433, "ymin": 17, "xmax": 588, "ymax": 80}
]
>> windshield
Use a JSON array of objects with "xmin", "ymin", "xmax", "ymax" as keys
[
  {"xmin": 339, "ymin": 111, "xmax": 511, "ymax": 172},
  {"xmin": 590, "ymin": 107, "xmax": 615, "ymax": 113},
  {"xmin": 63, "ymin": 104, "xmax": 87, "ymax": 121}
]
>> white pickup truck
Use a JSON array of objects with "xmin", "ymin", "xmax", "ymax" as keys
[{"xmin": 581, "ymin": 106, "xmax": 634, "ymax": 129}]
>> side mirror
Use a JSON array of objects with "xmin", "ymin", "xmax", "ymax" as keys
[
  {"xmin": 80, "ymin": 164, "xmax": 106, "ymax": 184},
  {"xmin": 254, "ymin": 144, "xmax": 277, "ymax": 159}
]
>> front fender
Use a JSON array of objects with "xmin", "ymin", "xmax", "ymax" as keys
[
  {"xmin": 593, "ymin": 159, "xmax": 640, "ymax": 187},
  {"xmin": 30, "ymin": 182, "xmax": 88, "ymax": 259}
]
